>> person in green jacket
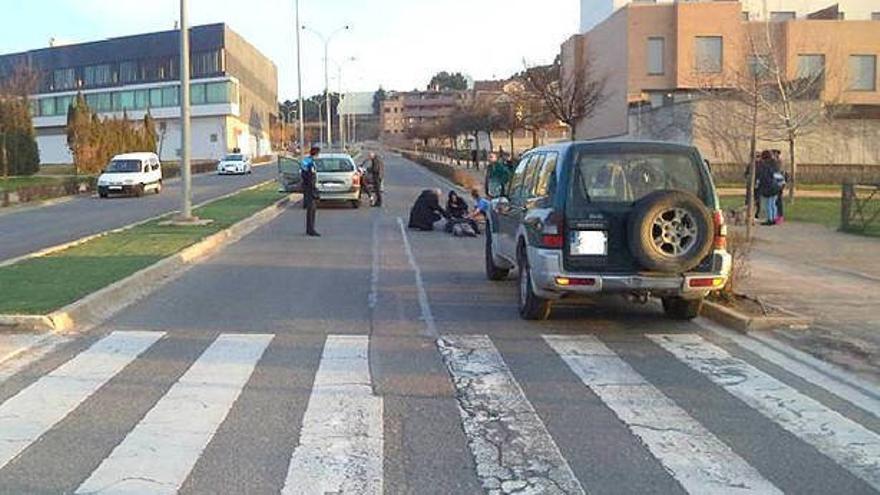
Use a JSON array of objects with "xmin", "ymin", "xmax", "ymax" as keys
[{"xmin": 487, "ymin": 152, "xmax": 512, "ymax": 197}]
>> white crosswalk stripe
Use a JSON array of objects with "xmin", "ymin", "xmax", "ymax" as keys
[
  {"xmin": 282, "ymin": 335, "xmax": 383, "ymax": 495},
  {"xmin": 545, "ymin": 335, "xmax": 782, "ymax": 494},
  {"xmin": 651, "ymin": 333, "xmax": 880, "ymax": 491},
  {"xmin": 438, "ymin": 334, "xmax": 586, "ymax": 495},
  {"xmin": 0, "ymin": 331, "xmax": 164, "ymax": 471},
  {"xmin": 76, "ymin": 333, "xmax": 272, "ymax": 495}
]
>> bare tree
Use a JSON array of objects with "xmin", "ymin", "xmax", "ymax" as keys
[{"xmin": 522, "ymin": 56, "xmax": 606, "ymax": 140}]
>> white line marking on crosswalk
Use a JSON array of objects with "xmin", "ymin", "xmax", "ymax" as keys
[
  {"xmin": 651, "ymin": 333, "xmax": 880, "ymax": 491},
  {"xmin": 699, "ymin": 319, "xmax": 880, "ymax": 418},
  {"xmin": 76, "ymin": 333, "xmax": 272, "ymax": 495},
  {"xmin": 0, "ymin": 331, "xmax": 164, "ymax": 471},
  {"xmin": 545, "ymin": 335, "xmax": 781, "ymax": 494},
  {"xmin": 439, "ymin": 334, "xmax": 585, "ymax": 495},
  {"xmin": 282, "ymin": 335, "xmax": 383, "ymax": 495}
]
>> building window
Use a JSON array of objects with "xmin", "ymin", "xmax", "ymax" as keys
[
  {"xmin": 40, "ymin": 97, "xmax": 56, "ymax": 116},
  {"xmin": 53, "ymin": 68, "xmax": 76, "ymax": 90},
  {"xmin": 206, "ymin": 82, "xmax": 231, "ymax": 104},
  {"xmin": 192, "ymin": 50, "xmax": 222, "ymax": 77},
  {"xmin": 150, "ymin": 88, "xmax": 163, "ymax": 108},
  {"xmin": 56, "ymin": 95, "xmax": 74, "ymax": 115},
  {"xmin": 210, "ymin": 134, "xmax": 218, "ymax": 143},
  {"xmin": 191, "ymin": 83, "xmax": 206, "ymax": 105},
  {"xmin": 741, "ymin": 12, "xmax": 750, "ymax": 21},
  {"xmin": 120, "ymin": 61, "xmax": 139, "ymax": 84},
  {"xmin": 770, "ymin": 11, "xmax": 796, "ymax": 22},
  {"xmin": 872, "ymin": 12, "xmax": 880, "ymax": 21},
  {"xmin": 162, "ymin": 86, "xmax": 179, "ymax": 107},
  {"xmin": 83, "ymin": 64, "xmax": 112, "ymax": 87},
  {"xmin": 135, "ymin": 89, "xmax": 149, "ymax": 109},
  {"xmin": 647, "ymin": 37, "xmax": 665, "ymax": 75},
  {"xmin": 797, "ymin": 54, "xmax": 825, "ymax": 87},
  {"xmin": 113, "ymin": 91, "xmax": 136, "ymax": 111},
  {"xmin": 848, "ymin": 55, "xmax": 877, "ymax": 91},
  {"xmin": 694, "ymin": 36, "xmax": 723, "ymax": 73},
  {"xmin": 86, "ymin": 93, "xmax": 112, "ymax": 112}
]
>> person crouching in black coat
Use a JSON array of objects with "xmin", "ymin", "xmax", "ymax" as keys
[{"xmin": 408, "ymin": 189, "xmax": 446, "ymax": 231}]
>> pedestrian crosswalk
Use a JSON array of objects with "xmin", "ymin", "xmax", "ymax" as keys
[{"xmin": 0, "ymin": 330, "xmax": 878, "ymax": 494}]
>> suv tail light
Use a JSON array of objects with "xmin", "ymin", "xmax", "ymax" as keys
[
  {"xmin": 713, "ymin": 210, "xmax": 727, "ymax": 250},
  {"xmin": 538, "ymin": 211, "xmax": 565, "ymax": 249}
]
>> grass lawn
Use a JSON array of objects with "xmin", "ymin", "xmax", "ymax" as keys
[
  {"xmin": 0, "ymin": 183, "xmax": 283, "ymax": 315},
  {"xmin": 0, "ymin": 176, "xmax": 65, "ymax": 192},
  {"xmin": 716, "ymin": 183, "xmax": 841, "ymax": 193},
  {"xmin": 720, "ymin": 195, "xmax": 880, "ymax": 237}
]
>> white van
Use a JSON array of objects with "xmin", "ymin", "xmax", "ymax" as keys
[{"xmin": 97, "ymin": 152, "xmax": 163, "ymax": 198}]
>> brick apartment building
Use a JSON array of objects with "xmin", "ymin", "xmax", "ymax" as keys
[
  {"xmin": 565, "ymin": 0, "xmax": 880, "ymax": 167},
  {"xmin": 0, "ymin": 24, "xmax": 277, "ymax": 163},
  {"xmin": 380, "ymin": 90, "xmax": 468, "ymax": 141}
]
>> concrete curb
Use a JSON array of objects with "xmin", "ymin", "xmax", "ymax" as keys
[
  {"xmin": 0, "ymin": 190, "xmax": 297, "ymax": 334},
  {"xmin": 701, "ymin": 300, "xmax": 814, "ymax": 333}
]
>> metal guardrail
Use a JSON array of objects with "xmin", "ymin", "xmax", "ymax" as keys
[{"xmin": 841, "ymin": 182, "xmax": 880, "ymax": 233}]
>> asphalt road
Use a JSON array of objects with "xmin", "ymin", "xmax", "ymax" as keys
[
  {"xmin": 0, "ymin": 162, "xmax": 277, "ymax": 263},
  {"xmin": 0, "ymin": 153, "xmax": 879, "ymax": 494}
]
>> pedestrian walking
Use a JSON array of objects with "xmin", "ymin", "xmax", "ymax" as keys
[
  {"xmin": 756, "ymin": 150, "xmax": 782, "ymax": 226},
  {"xmin": 367, "ymin": 152, "xmax": 385, "ymax": 207},
  {"xmin": 301, "ymin": 146, "xmax": 321, "ymax": 237}
]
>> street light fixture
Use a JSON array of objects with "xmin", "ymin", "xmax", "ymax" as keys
[{"xmin": 301, "ymin": 24, "xmax": 349, "ymax": 148}]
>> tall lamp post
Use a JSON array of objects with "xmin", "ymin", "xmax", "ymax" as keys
[
  {"xmin": 302, "ymin": 24, "xmax": 349, "ymax": 148},
  {"xmin": 330, "ymin": 57, "xmax": 356, "ymax": 150},
  {"xmin": 178, "ymin": 0, "xmax": 194, "ymax": 221},
  {"xmin": 295, "ymin": 0, "xmax": 305, "ymax": 154}
]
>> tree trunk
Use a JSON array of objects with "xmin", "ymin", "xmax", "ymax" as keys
[
  {"xmin": 1, "ymin": 133, "xmax": 7, "ymax": 179},
  {"xmin": 745, "ymin": 75, "xmax": 760, "ymax": 240},
  {"xmin": 787, "ymin": 134, "xmax": 797, "ymax": 204},
  {"xmin": 532, "ymin": 129, "xmax": 539, "ymax": 148},
  {"xmin": 473, "ymin": 132, "xmax": 480, "ymax": 171},
  {"xmin": 568, "ymin": 124, "xmax": 576, "ymax": 141},
  {"xmin": 509, "ymin": 130, "xmax": 515, "ymax": 157}
]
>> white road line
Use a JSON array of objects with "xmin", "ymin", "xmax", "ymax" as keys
[
  {"xmin": 651, "ymin": 333, "xmax": 880, "ymax": 491},
  {"xmin": 545, "ymin": 335, "xmax": 781, "ymax": 494},
  {"xmin": 396, "ymin": 217, "xmax": 437, "ymax": 337},
  {"xmin": 76, "ymin": 333, "xmax": 272, "ymax": 495},
  {"xmin": 698, "ymin": 319, "xmax": 880, "ymax": 418},
  {"xmin": 369, "ymin": 218, "xmax": 380, "ymax": 310},
  {"xmin": 282, "ymin": 335, "xmax": 383, "ymax": 495},
  {"xmin": 438, "ymin": 334, "xmax": 585, "ymax": 495},
  {"xmin": 0, "ymin": 331, "xmax": 164, "ymax": 471}
]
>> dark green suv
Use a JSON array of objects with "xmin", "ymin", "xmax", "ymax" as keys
[{"xmin": 484, "ymin": 141, "xmax": 731, "ymax": 321}]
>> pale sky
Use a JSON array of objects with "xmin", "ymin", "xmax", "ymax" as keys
[{"xmin": 0, "ymin": 0, "xmax": 580, "ymax": 100}]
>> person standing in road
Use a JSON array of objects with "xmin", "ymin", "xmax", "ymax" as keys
[
  {"xmin": 367, "ymin": 152, "xmax": 385, "ymax": 207},
  {"xmin": 772, "ymin": 149, "xmax": 788, "ymax": 224},
  {"xmin": 301, "ymin": 146, "xmax": 321, "ymax": 237},
  {"xmin": 487, "ymin": 152, "xmax": 512, "ymax": 197}
]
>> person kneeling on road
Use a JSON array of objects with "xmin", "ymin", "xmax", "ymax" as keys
[{"xmin": 408, "ymin": 189, "xmax": 447, "ymax": 231}]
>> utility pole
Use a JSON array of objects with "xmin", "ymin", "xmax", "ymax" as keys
[
  {"xmin": 295, "ymin": 0, "xmax": 305, "ymax": 154},
  {"xmin": 179, "ymin": 0, "xmax": 194, "ymax": 220}
]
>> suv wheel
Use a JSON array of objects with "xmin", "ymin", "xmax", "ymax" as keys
[
  {"xmin": 628, "ymin": 191, "xmax": 714, "ymax": 273},
  {"xmin": 485, "ymin": 232, "xmax": 510, "ymax": 281},
  {"xmin": 662, "ymin": 297, "xmax": 703, "ymax": 320},
  {"xmin": 518, "ymin": 248, "xmax": 551, "ymax": 320}
]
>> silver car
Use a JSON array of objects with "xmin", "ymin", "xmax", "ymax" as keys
[{"xmin": 276, "ymin": 153, "xmax": 363, "ymax": 208}]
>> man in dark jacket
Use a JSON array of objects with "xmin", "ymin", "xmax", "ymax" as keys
[
  {"xmin": 408, "ymin": 189, "xmax": 446, "ymax": 231},
  {"xmin": 301, "ymin": 146, "xmax": 321, "ymax": 237},
  {"xmin": 367, "ymin": 152, "xmax": 385, "ymax": 207},
  {"xmin": 756, "ymin": 150, "xmax": 781, "ymax": 226}
]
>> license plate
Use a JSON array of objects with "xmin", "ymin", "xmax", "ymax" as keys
[
  {"xmin": 109, "ymin": 186, "xmax": 122, "ymax": 191},
  {"xmin": 570, "ymin": 231, "xmax": 607, "ymax": 256}
]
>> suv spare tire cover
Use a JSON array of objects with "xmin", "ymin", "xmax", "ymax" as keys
[{"xmin": 627, "ymin": 190, "xmax": 714, "ymax": 273}]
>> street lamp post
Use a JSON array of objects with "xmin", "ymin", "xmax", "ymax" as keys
[
  {"xmin": 179, "ymin": 0, "xmax": 193, "ymax": 221},
  {"xmin": 295, "ymin": 0, "xmax": 305, "ymax": 154},
  {"xmin": 302, "ymin": 24, "xmax": 349, "ymax": 148}
]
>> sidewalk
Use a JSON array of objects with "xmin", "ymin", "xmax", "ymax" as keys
[{"xmin": 741, "ymin": 222, "xmax": 880, "ymax": 384}]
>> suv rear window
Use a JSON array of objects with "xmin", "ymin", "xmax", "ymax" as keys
[
  {"xmin": 315, "ymin": 158, "xmax": 354, "ymax": 173},
  {"xmin": 569, "ymin": 152, "xmax": 704, "ymax": 207}
]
